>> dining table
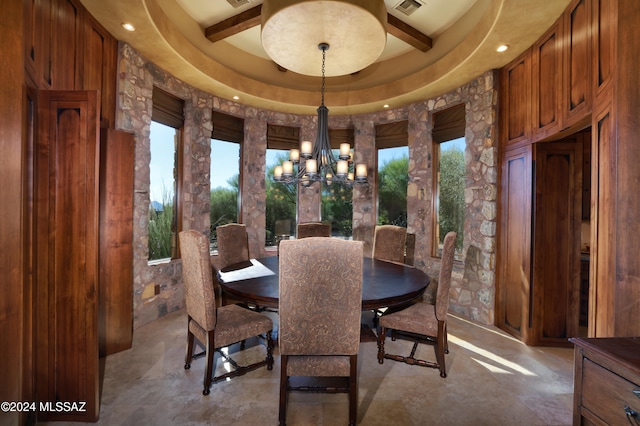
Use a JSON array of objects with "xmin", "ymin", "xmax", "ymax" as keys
[{"xmin": 216, "ymin": 255, "xmax": 430, "ymax": 311}]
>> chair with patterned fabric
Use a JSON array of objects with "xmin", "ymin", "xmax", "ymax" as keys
[
  {"xmin": 296, "ymin": 221, "xmax": 331, "ymax": 239},
  {"xmin": 376, "ymin": 231, "xmax": 456, "ymax": 378},
  {"xmin": 278, "ymin": 237, "xmax": 363, "ymax": 426},
  {"xmin": 179, "ymin": 230, "xmax": 274, "ymax": 395},
  {"xmin": 372, "ymin": 224, "xmax": 407, "ymax": 264},
  {"xmin": 216, "ymin": 223, "xmax": 250, "ymax": 270}
]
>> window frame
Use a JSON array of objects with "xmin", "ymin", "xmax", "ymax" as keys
[{"xmin": 430, "ymin": 104, "xmax": 466, "ymax": 259}]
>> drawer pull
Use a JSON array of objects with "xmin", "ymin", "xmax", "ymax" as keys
[
  {"xmin": 625, "ymin": 405, "xmax": 638, "ymax": 419},
  {"xmin": 634, "ymin": 389, "xmax": 640, "ymax": 399}
]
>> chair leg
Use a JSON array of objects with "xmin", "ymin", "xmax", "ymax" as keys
[
  {"xmin": 349, "ymin": 354, "xmax": 358, "ymax": 426},
  {"xmin": 443, "ymin": 322, "xmax": 449, "ymax": 354},
  {"xmin": 377, "ymin": 326, "xmax": 386, "ymax": 364},
  {"xmin": 184, "ymin": 318, "xmax": 194, "ymax": 369},
  {"xmin": 278, "ymin": 355, "xmax": 289, "ymax": 426},
  {"xmin": 436, "ymin": 322, "xmax": 447, "ymax": 378},
  {"xmin": 266, "ymin": 331, "xmax": 274, "ymax": 370},
  {"xmin": 203, "ymin": 330, "xmax": 215, "ymax": 395}
]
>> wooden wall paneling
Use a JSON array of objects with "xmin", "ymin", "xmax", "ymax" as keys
[
  {"xmin": 36, "ymin": 90, "xmax": 100, "ymax": 422},
  {"xmin": 23, "ymin": 0, "xmax": 54, "ymax": 88},
  {"xmin": 499, "ymin": 51, "xmax": 531, "ymax": 148},
  {"xmin": 532, "ymin": 140, "xmax": 582, "ymax": 346},
  {"xmin": 590, "ymin": 100, "xmax": 615, "ymax": 337},
  {"xmin": 562, "ymin": 0, "xmax": 592, "ymax": 127},
  {"xmin": 99, "ymin": 128, "xmax": 134, "ymax": 356},
  {"xmin": 611, "ymin": 0, "xmax": 640, "ymax": 337},
  {"xmin": 1, "ymin": 1, "xmax": 27, "ymax": 424},
  {"xmin": 531, "ymin": 18, "xmax": 564, "ymax": 141},
  {"xmin": 51, "ymin": 0, "xmax": 81, "ymax": 90},
  {"xmin": 81, "ymin": 7, "xmax": 117, "ymax": 128},
  {"xmin": 496, "ymin": 146, "xmax": 532, "ymax": 342}
]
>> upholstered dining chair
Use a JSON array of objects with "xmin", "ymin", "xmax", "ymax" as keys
[
  {"xmin": 371, "ymin": 225, "xmax": 409, "ymax": 324},
  {"xmin": 278, "ymin": 237, "xmax": 363, "ymax": 426},
  {"xmin": 216, "ymin": 223, "xmax": 250, "ymax": 270},
  {"xmin": 377, "ymin": 231, "xmax": 456, "ymax": 378},
  {"xmin": 179, "ymin": 230, "xmax": 274, "ymax": 395},
  {"xmin": 296, "ymin": 221, "xmax": 331, "ymax": 239},
  {"xmin": 372, "ymin": 224, "xmax": 407, "ymax": 264}
]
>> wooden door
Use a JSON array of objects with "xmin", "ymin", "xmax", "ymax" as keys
[
  {"xmin": 99, "ymin": 128, "xmax": 134, "ymax": 356},
  {"xmin": 35, "ymin": 90, "xmax": 100, "ymax": 421},
  {"xmin": 531, "ymin": 138, "xmax": 583, "ymax": 346},
  {"xmin": 496, "ymin": 145, "xmax": 532, "ymax": 342}
]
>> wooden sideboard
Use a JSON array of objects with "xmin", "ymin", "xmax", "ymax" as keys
[{"xmin": 570, "ymin": 337, "xmax": 640, "ymax": 425}]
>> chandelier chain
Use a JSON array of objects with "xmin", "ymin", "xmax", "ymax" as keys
[{"xmin": 321, "ymin": 47, "xmax": 326, "ymax": 106}]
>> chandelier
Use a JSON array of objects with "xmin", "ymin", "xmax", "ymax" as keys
[{"xmin": 272, "ymin": 43, "xmax": 368, "ymax": 187}]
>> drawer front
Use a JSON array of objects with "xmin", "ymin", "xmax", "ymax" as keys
[{"xmin": 582, "ymin": 359, "xmax": 640, "ymax": 424}]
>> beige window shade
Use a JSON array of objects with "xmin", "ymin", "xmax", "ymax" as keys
[
  {"xmin": 433, "ymin": 104, "xmax": 465, "ymax": 143},
  {"xmin": 375, "ymin": 121, "xmax": 408, "ymax": 149},
  {"xmin": 267, "ymin": 124, "xmax": 300, "ymax": 150},
  {"xmin": 212, "ymin": 111, "xmax": 244, "ymax": 143},
  {"xmin": 152, "ymin": 87, "xmax": 184, "ymax": 129},
  {"xmin": 328, "ymin": 128, "xmax": 354, "ymax": 149},
  {"xmin": 266, "ymin": 125, "xmax": 354, "ymax": 150}
]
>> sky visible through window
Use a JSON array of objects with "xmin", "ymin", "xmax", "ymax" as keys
[{"xmin": 150, "ymin": 123, "xmax": 466, "ymax": 204}]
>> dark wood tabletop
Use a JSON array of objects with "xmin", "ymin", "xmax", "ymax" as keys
[{"xmin": 217, "ymin": 256, "xmax": 430, "ymax": 310}]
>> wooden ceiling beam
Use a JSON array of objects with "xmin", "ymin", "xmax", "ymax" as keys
[
  {"xmin": 386, "ymin": 14, "xmax": 432, "ymax": 52},
  {"xmin": 205, "ymin": 5, "xmax": 262, "ymax": 43},
  {"xmin": 205, "ymin": 7, "xmax": 432, "ymax": 54}
]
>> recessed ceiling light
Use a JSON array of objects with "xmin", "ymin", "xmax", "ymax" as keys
[
  {"xmin": 233, "ymin": 95, "xmax": 240, "ymax": 100},
  {"xmin": 496, "ymin": 45, "xmax": 509, "ymax": 53},
  {"xmin": 121, "ymin": 22, "xmax": 136, "ymax": 32},
  {"xmin": 383, "ymin": 104, "xmax": 390, "ymax": 108}
]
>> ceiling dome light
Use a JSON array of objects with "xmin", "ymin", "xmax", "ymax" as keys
[
  {"xmin": 121, "ymin": 22, "xmax": 136, "ymax": 32},
  {"xmin": 261, "ymin": 0, "xmax": 387, "ymax": 77}
]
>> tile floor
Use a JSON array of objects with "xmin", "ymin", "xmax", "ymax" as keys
[{"xmin": 40, "ymin": 309, "xmax": 575, "ymax": 425}]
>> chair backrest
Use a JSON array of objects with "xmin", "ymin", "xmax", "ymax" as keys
[
  {"xmin": 297, "ymin": 222, "xmax": 331, "ymax": 239},
  {"xmin": 279, "ymin": 237, "xmax": 363, "ymax": 356},
  {"xmin": 179, "ymin": 230, "xmax": 217, "ymax": 331},
  {"xmin": 216, "ymin": 223, "xmax": 250, "ymax": 269},
  {"xmin": 435, "ymin": 231, "xmax": 456, "ymax": 321},
  {"xmin": 372, "ymin": 225, "xmax": 407, "ymax": 263}
]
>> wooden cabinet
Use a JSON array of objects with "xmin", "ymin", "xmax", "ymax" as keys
[
  {"xmin": 99, "ymin": 129, "xmax": 135, "ymax": 356},
  {"xmin": 570, "ymin": 337, "xmax": 640, "ymax": 425},
  {"xmin": 498, "ymin": 0, "xmax": 640, "ymax": 341}
]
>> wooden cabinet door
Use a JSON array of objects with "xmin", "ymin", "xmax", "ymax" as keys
[
  {"xmin": 496, "ymin": 146, "xmax": 532, "ymax": 342},
  {"xmin": 532, "ymin": 19, "xmax": 563, "ymax": 140},
  {"xmin": 562, "ymin": 0, "xmax": 592, "ymax": 127},
  {"xmin": 35, "ymin": 90, "xmax": 100, "ymax": 421},
  {"xmin": 500, "ymin": 50, "xmax": 531, "ymax": 148},
  {"xmin": 532, "ymin": 139, "xmax": 583, "ymax": 346}
]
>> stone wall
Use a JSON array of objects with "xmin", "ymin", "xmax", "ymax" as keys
[{"xmin": 116, "ymin": 42, "xmax": 498, "ymax": 328}]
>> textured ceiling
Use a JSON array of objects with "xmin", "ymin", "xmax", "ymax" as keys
[{"xmin": 80, "ymin": 0, "xmax": 570, "ymax": 115}]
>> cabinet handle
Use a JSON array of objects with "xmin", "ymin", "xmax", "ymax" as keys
[
  {"xmin": 634, "ymin": 389, "xmax": 640, "ymax": 399},
  {"xmin": 625, "ymin": 405, "xmax": 638, "ymax": 418}
]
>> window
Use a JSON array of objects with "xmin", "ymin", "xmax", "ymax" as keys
[
  {"xmin": 265, "ymin": 124, "xmax": 298, "ymax": 247},
  {"xmin": 432, "ymin": 104, "xmax": 465, "ymax": 258},
  {"xmin": 210, "ymin": 111, "xmax": 243, "ymax": 251},
  {"xmin": 321, "ymin": 128, "xmax": 355, "ymax": 239},
  {"xmin": 148, "ymin": 88, "xmax": 184, "ymax": 261},
  {"xmin": 376, "ymin": 121, "xmax": 409, "ymax": 227}
]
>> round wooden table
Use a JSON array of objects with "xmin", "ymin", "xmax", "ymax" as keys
[{"xmin": 217, "ymin": 256, "xmax": 430, "ymax": 310}]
